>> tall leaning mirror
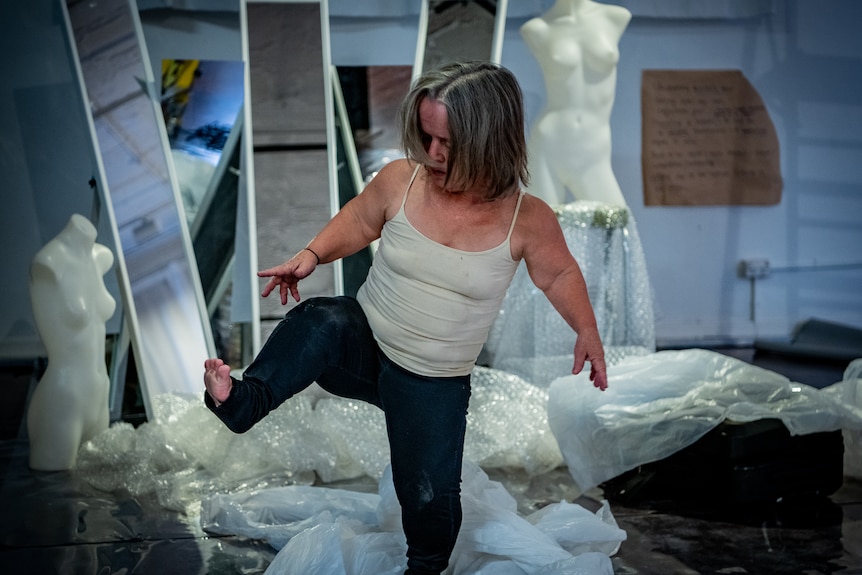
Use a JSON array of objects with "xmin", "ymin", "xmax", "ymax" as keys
[
  {"xmin": 63, "ymin": 0, "xmax": 215, "ymax": 421},
  {"xmin": 137, "ymin": 6, "xmax": 250, "ymax": 368},
  {"xmin": 158, "ymin": 59, "xmax": 246, "ymax": 366},
  {"xmin": 240, "ymin": 0, "xmax": 340, "ymax": 349}
]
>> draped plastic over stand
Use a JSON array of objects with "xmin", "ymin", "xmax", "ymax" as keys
[{"xmin": 484, "ymin": 202, "xmax": 655, "ymax": 386}]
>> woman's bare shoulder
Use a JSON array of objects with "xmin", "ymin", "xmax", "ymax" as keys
[
  {"xmin": 366, "ymin": 159, "xmax": 417, "ymax": 192},
  {"xmin": 511, "ymin": 192, "xmax": 564, "ymax": 257},
  {"xmin": 517, "ymin": 192, "xmax": 558, "ymax": 225},
  {"xmin": 361, "ymin": 159, "xmax": 419, "ymax": 216},
  {"xmin": 375, "ymin": 158, "xmax": 416, "ymax": 178}
]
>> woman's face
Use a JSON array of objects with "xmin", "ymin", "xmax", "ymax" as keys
[{"xmin": 418, "ymin": 97, "xmax": 451, "ymax": 188}]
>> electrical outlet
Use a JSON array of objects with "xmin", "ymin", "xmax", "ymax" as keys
[{"xmin": 739, "ymin": 258, "xmax": 771, "ymax": 279}]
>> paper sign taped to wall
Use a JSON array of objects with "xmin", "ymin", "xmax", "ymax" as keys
[{"xmin": 641, "ymin": 69, "xmax": 782, "ymax": 206}]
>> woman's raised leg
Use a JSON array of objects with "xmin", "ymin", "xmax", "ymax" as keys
[{"xmin": 204, "ymin": 296, "xmax": 381, "ymax": 433}]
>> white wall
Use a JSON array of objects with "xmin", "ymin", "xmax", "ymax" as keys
[
  {"xmin": 0, "ymin": 0, "xmax": 123, "ymax": 359},
  {"xmin": 5, "ymin": 0, "xmax": 861, "ymax": 361},
  {"xmin": 327, "ymin": 1, "xmax": 862, "ymax": 347},
  {"xmin": 604, "ymin": 2, "xmax": 862, "ymax": 346}
]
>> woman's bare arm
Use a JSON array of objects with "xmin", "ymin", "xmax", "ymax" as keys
[
  {"xmin": 258, "ymin": 160, "xmax": 411, "ymax": 303},
  {"xmin": 515, "ymin": 195, "xmax": 608, "ymax": 390}
]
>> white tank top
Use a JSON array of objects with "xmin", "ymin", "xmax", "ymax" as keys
[{"xmin": 356, "ymin": 165, "xmax": 524, "ymax": 377}]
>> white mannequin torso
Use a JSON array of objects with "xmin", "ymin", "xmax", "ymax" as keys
[
  {"xmin": 27, "ymin": 214, "xmax": 115, "ymax": 470},
  {"xmin": 521, "ymin": 0, "xmax": 631, "ymax": 206}
]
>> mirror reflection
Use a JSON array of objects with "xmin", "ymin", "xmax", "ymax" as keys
[
  {"xmin": 159, "ymin": 58, "xmax": 245, "ymax": 362},
  {"xmin": 331, "ymin": 63, "xmax": 417, "ymax": 297},
  {"xmin": 244, "ymin": 0, "xmax": 338, "ymax": 344},
  {"xmin": 331, "ymin": 67, "xmax": 371, "ymax": 297},
  {"xmin": 64, "ymin": 0, "xmax": 214, "ymax": 420},
  {"xmin": 337, "ymin": 65, "xmax": 413, "ymax": 186},
  {"xmin": 423, "ymin": 0, "xmax": 498, "ymax": 72},
  {"xmin": 161, "ymin": 59, "xmax": 244, "ymax": 226}
]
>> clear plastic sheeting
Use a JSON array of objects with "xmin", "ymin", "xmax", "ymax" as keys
[
  {"xmin": 75, "ymin": 394, "xmax": 320, "ymax": 516},
  {"xmin": 548, "ymin": 349, "xmax": 862, "ymax": 492},
  {"xmin": 75, "ymin": 366, "xmax": 567, "ymax": 517},
  {"xmin": 201, "ymin": 462, "xmax": 624, "ymax": 575},
  {"xmin": 486, "ymin": 347, "xmax": 652, "ymax": 392},
  {"xmin": 841, "ymin": 359, "xmax": 862, "ymax": 478},
  {"xmin": 202, "ymin": 485, "xmax": 382, "ymax": 551},
  {"xmin": 485, "ymin": 202, "xmax": 655, "ymax": 387},
  {"xmin": 465, "ymin": 367, "xmax": 563, "ymax": 475}
]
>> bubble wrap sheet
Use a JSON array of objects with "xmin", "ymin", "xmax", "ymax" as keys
[
  {"xmin": 485, "ymin": 201, "xmax": 655, "ymax": 386},
  {"xmin": 548, "ymin": 349, "xmax": 862, "ymax": 492},
  {"xmin": 75, "ymin": 365, "xmax": 621, "ymax": 573},
  {"xmin": 201, "ymin": 461, "xmax": 624, "ymax": 575},
  {"xmin": 76, "ymin": 366, "xmax": 568, "ymax": 515}
]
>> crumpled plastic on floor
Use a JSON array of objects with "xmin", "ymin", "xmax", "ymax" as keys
[
  {"xmin": 549, "ymin": 349, "xmax": 862, "ymax": 491},
  {"xmin": 74, "ymin": 363, "xmax": 619, "ymax": 571},
  {"xmin": 75, "ymin": 365, "xmax": 565, "ymax": 518},
  {"xmin": 201, "ymin": 461, "xmax": 624, "ymax": 575},
  {"xmin": 73, "ymin": 347, "xmax": 862, "ymax": 570}
]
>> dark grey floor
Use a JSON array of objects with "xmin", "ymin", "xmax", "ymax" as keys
[{"xmin": 1, "ymin": 348, "xmax": 860, "ymax": 574}]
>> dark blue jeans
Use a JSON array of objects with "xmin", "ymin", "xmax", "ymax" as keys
[{"xmin": 205, "ymin": 296, "xmax": 471, "ymax": 575}]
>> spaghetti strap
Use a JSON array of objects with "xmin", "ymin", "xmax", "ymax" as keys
[
  {"xmin": 401, "ymin": 164, "xmax": 422, "ymax": 210},
  {"xmin": 505, "ymin": 190, "xmax": 525, "ymax": 241}
]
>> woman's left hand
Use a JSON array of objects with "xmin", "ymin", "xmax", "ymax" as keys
[
  {"xmin": 572, "ymin": 327, "xmax": 608, "ymax": 391},
  {"xmin": 258, "ymin": 249, "xmax": 318, "ymax": 304}
]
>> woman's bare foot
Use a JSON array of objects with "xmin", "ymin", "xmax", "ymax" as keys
[{"xmin": 204, "ymin": 358, "xmax": 233, "ymax": 406}]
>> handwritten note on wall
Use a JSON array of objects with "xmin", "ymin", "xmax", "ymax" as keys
[{"xmin": 641, "ymin": 70, "xmax": 782, "ymax": 206}]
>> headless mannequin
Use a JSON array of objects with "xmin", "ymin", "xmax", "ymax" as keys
[
  {"xmin": 28, "ymin": 214, "xmax": 116, "ymax": 471},
  {"xmin": 521, "ymin": 0, "xmax": 631, "ymax": 207}
]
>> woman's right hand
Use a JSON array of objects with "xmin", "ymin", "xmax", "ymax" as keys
[{"xmin": 258, "ymin": 249, "xmax": 319, "ymax": 304}]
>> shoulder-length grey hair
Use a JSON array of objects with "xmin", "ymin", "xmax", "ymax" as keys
[{"xmin": 398, "ymin": 61, "xmax": 529, "ymax": 200}]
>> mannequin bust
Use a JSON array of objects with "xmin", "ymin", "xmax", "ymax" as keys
[
  {"xmin": 521, "ymin": 0, "xmax": 631, "ymax": 207},
  {"xmin": 27, "ymin": 214, "xmax": 116, "ymax": 471}
]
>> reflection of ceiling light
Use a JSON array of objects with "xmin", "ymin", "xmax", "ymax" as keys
[{"xmin": 133, "ymin": 217, "xmax": 160, "ymax": 243}]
